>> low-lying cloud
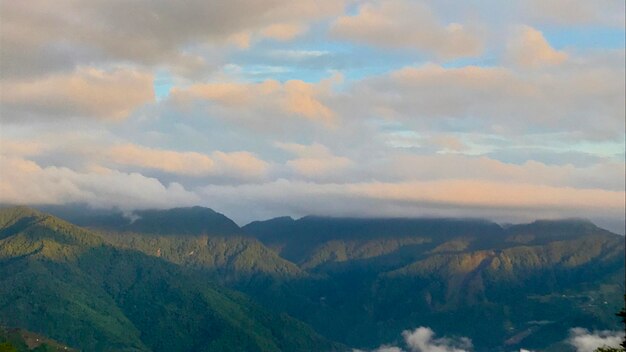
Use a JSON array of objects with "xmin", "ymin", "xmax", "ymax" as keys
[
  {"xmin": 568, "ymin": 327, "xmax": 625, "ymax": 352},
  {"xmin": 355, "ymin": 326, "xmax": 472, "ymax": 352},
  {"xmin": 355, "ymin": 326, "xmax": 625, "ymax": 352}
]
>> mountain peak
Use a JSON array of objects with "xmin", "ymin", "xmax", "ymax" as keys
[{"xmin": 125, "ymin": 206, "xmax": 242, "ymax": 236}]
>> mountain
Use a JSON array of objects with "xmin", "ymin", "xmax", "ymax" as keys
[
  {"xmin": 0, "ymin": 207, "xmax": 342, "ymax": 352},
  {"xmin": 10, "ymin": 205, "xmax": 624, "ymax": 351},
  {"xmin": 243, "ymin": 216, "xmax": 504, "ymax": 269},
  {"xmin": 243, "ymin": 216, "xmax": 625, "ymax": 351},
  {"xmin": 36, "ymin": 205, "xmax": 304, "ymax": 281},
  {"xmin": 35, "ymin": 205, "xmax": 242, "ymax": 236},
  {"xmin": 0, "ymin": 326, "xmax": 77, "ymax": 352}
]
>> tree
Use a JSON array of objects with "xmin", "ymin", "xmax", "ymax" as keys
[
  {"xmin": 0, "ymin": 342, "xmax": 17, "ymax": 352},
  {"xmin": 595, "ymin": 297, "xmax": 626, "ymax": 352},
  {"xmin": 618, "ymin": 297, "xmax": 626, "ymax": 349}
]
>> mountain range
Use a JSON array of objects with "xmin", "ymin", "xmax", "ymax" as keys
[{"xmin": 0, "ymin": 205, "xmax": 623, "ymax": 351}]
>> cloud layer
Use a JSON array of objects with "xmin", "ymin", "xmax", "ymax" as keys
[{"xmin": 0, "ymin": 0, "xmax": 624, "ymax": 232}]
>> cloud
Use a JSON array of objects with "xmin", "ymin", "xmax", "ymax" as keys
[
  {"xmin": 523, "ymin": 0, "xmax": 625, "ymax": 26},
  {"xmin": 331, "ymin": 0, "xmax": 483, "ymax": 59},
  {"xmin": 506, "ymin": 26, "xmax": 568, "ymax": 68},
  {"xmin": 403, "ymin": 327, "xmax": 472, "ymax": 352},
  {"xmin": 170, "ymin": 75, "xmax": 339, "ymax": 126},
  {"xmin": 380, "ymin": 154, "xmax": 624, "ymax": 191},
  {"xmin": 0, "ymin": 67, "xmax": 154, "ymax": 121},
  {"xmin": 356, "ymin": 326, "xmax": 472, "ymax": 352},
  {"xmin": 343, "ymin": 57, "xmax": 625, "ymax": 139},
  {"xmin": 0, "ymin": 0, "xmax": 623, "ymax": 235},
  {"xmin": 0, "ymin": 155, "xmax": 200, "ymax": 210},
  {"xmin": 2, "ymin": 134, "xmax": 622, "ymax": 228},
  {"xmin": 260, "ymin": 23, "xmax": 307, "ymax": 41},
  {"xmin": 276, "ymin": 142, "xmax": 352, "ymax": 178},
  {"xmin": 107, "ymin": 144, "xmax": 269, "ymax": 179},
  {"xmin": 0, "ymin": 0, "xmax": 348, "ymax": 78},
  {"xmin": 0, "ymin": 140, "xmax": 45, "ymax": 157},
  {"xmin": 568, "ymin": 328, "xmax": 625, "ymax": 352},
  {"xmin": 347, "ymin": 180, "xmax": 624, "ymax": 211},
  {"xmin": 198, "ymin": 177, "xmax": 625, "ymax": 225}
]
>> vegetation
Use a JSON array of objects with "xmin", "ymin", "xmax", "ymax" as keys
[
  {"xmin": 0, "ymin": 326, "xmax": 75, "ymax": 352},
  {"xmin": 5, "ymin": 205, "xmax": 625, "ymax": 351},
  {"xmin": 244, "ymin": 215, "xmax": 625, "ymax": 351},
  {"xmin": 0, "ymin": 207, "xmax": 342, "ymax": 352}
]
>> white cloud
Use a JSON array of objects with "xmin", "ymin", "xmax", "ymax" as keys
[
  {"xmin": 275, "ymin": 142, "xmax": 352, "ymax": 179},
  {"xmin": 0, "ymin": 155, "xmax": 200, "ymax": 210},
  {"xmin": 106, "ymin": 143, "xmax": 269, "ymax": 179},
  {"xmin": 198, "ymin": 178, "xmax": 625, "ymax": 225},
  {"xmin": 331, "ymin": 0, "xmax": 483, "ymax": 59},
  {"xmin": 0, "ymin": 67, "xmax": 154, "ymax": 121},
  {"xmin": 403, "ymin": 327, "xmax": 472, "ymax": 352},
  {"xmin": 0, "ymin": 0, "xmax": 623, "ymax": 234},
  {"xmin": 2, "ymin": 135, "xmax": 623, "ymax": 228},
  {"xmin": 0, "ymin": 0, "xmax": 348, "ymax": 78},
  {"xmin": 357, "ymin": 326, "xmax": 472, "ymax": 352},
  {"xmin": 568, "ymin": 327, "xmax": 625, "ymax": 352},
  {"xmin": 343, "ymin": 56, "xmax": 625, "ymax": 139},
  {"xmin": 170, "ymin": 74, "xmax": 340, "ymax": 126},
  {"xmin": 506, "ymin": 26, "xmax": 568, "ymax": 68}
]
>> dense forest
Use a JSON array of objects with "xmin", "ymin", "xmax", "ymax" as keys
[{"xmin": 1, "ymin": 206, "xmax": 624, "ymax": 351}]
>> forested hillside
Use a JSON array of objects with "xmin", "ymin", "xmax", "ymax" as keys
[
  {"xmin": 9, "ymin": 205, "xmax": 624, "ymax": 351},
  {"xmin": 0, "ymin": 207, "xmax": 342, "ymax": 352}
]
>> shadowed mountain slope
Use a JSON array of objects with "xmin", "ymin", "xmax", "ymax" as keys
[
  {"xmin": 243, "ymin": 215, "xmax": 625, "ymax": 351},
  {"xmin": 15, "ymin": 205, "xmax": 625, "ymax": 351}
]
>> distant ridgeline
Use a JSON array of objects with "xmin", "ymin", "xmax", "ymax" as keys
[{"xmin": 1, "ymin": 205, "xmax": 624, "ymax": 352}]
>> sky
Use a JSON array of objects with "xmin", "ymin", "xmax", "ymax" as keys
[{"xmin": 0, "ymin": 0, "xmax": 624, "ymax": 232}]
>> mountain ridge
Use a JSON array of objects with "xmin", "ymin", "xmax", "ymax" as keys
[
  {"xmin": 2, "ymin": 205, "xmax": 623, "ymax": 351},
  {"xmin": 0, "ymin": 206, "xmax": 343, "ymax": 352}
]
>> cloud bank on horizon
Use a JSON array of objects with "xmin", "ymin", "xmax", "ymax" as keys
[{"xmin": 1, "ymin": 0, "xmax": 624, "ymax": 232}]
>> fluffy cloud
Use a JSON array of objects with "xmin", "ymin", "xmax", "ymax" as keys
[
  {"xmin": 0, "ymin": 0, "xmax": 348, "ymax": 78},
  {"xmin": 344, "ymin": 57, "xmax": 624, "ymax": 139},
  {"xmin": 356, "ymin": 326, "xmax": 472, "ymax": 352},
  {"xmin": 106, "ymin": 144, "xmax": 269, "ymax": 179},
  {"xmin": 276, "ymin": 142, "xmax": 352, "ymax": 179},
  {"xmin": 170, "ymin": 75, "xmax": 339, "ymax": 126},
  {"xmin": 568, "ymin": 328, "xmax": 625, "ymax": 352},
  {"xmin": 403, "ymin": 327, "xmax": 472, "ymax": 352},
  {"xmin": 331, "ymin": 0, "xmax": 483, "ymax": 58},
  {"xmin": 0, "ymin": 0, "xmax": 623, "ymax": 235},
  {"xmin": 0, "ymin": 155, "xmax": 199, "ymax": 210},
  {"xmin": 506, "ymin": 26, "xmax": 568, "ymax": 68},
  {"xmin": 0, "ymin": 67, "xmax": 154, "ymax": 121}
]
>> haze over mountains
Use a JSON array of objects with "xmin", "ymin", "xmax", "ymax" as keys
[{"xmin": 1, "ymin": 204, "xmax": 623, "ymax": 351}]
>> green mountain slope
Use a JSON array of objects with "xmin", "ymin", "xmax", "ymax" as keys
[
  {"xmin": 39, "ymin": 205, "xmax": 305, "ymax": 281},
  {"xmin": 243, "ymin": 216, "xmax": 625, "ymax": 351},
  {"xmin": 0, "ymin": 326, "xmax": 77, "ymax": 352},
  {"xmin": 0, "ymin": 207, "xmax": 341, "ymax": 352},
  {"xmin": 18, "ymin": 205, "xmax": 624, "ymax": 351},
  {"xmin": 243, "ymin": 216, "xmax": 505, "ymax": 269}
]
